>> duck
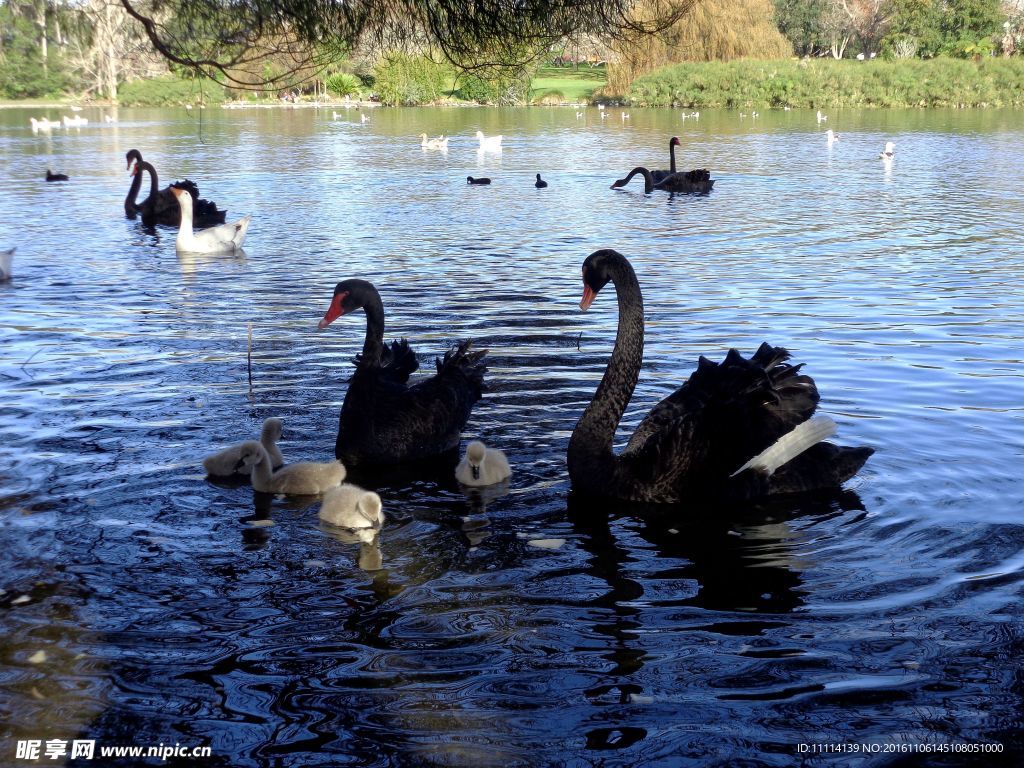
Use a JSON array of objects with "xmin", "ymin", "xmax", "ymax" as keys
[
  {"xmin": 817, "ymin": 110, "xmax": 828, "ymax": 123},
  {"xmin": 360, "ymin": 112, "xmax": 370, "ymax": 123},
  {"xmin": 237, "ymin": 441, "xmax": 345, "ymax": 495},
  {"xmin": 476, "ymin": 131, "xmax": 502, "ymax": 152},
  {"xmin": 610, "ymin": 166, "xmax": 714, "ymax": 195},
  {"xmin": 45, "ymin": 169, "xmax": 69, "ymax": 182},
  {"xmin": 621, "ymin": 111, "xmax": 631, "ymax": 120},
  {"xmin": 0, "ymin": 247, "xmax": 13, "ymax": 282},
  {"xmin": 827, "ymin": 129, "xmax": 839, "ymax": 146},
  {"xmin": 467, "ymin": 176, "xmax": 491, "ymax": 185},
  {"xmin": 170, "ymin": 186, "xmax": 250, "ymax": 254},
  {"xmin": 880, "ymin": 141, "xmax": 896, "ymax": 160},
  {"xmin": 62, "ymin": 115, "xmax": 87, "ymax": 128},
  {"xmin": 319, "ymin": 484, "xmax": 385, "ymax": 529},
  {"xmin": 534, "ymin": 173, "xmax": 548, "ymax": 189},
  {"xmin": 419, "ymin": 133, "xmax": 449, "ymax": 150},
  {"xmin": 317, "ymin": 279, "xmax": 487, "ymax": 467},
  {"xmin": 568, "ymin": 249, "xmax": 873, "ymax": 504},
  {"xmin": 202, "ymin": 418, "xmax": 284, "ymax": 477},
  {"xmin": 455, "ymin": 441, "xmax": 511, "ymax": 487},
  {"xmin": 127, "ymin": 157, "xmax": 227, "ymax": 227},
  {"xmin": 104, "ymin": 114, "xmax": 117, "ymax": 123}
]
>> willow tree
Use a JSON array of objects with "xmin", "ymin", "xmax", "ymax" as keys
[
  {"xmin": 606, "ymin": 0, "xmax": 793, "ymax": 94},
  {"xmin": 118, "ymin": 0, "xmax": 697, "ymax": 88}
]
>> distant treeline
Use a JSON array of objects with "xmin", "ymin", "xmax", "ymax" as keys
[{"xmin": 628, "ymin": 57, "xmax": 1024, "ymax": 108}]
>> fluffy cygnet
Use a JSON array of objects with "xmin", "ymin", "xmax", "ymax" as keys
[
  {"xmin": 319, "ymin": 484, "xmax": 384, "ymax": 529},
  {"xmin": 203, "ymin": 418, "xmax": 284, "ymax": 477},
  {"xmin": 239, "ymin": 441, "xmax": 346, "ymax": 495},
  {"xmin": 455, "ymin": 440, "xmax": 511, "ymax": 487}
]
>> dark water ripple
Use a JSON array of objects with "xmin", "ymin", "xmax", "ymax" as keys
[{"xmin": 1, "ymin": 106, "xmax": 1023, "ymax": 765}]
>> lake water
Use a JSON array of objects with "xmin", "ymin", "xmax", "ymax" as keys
[{"xmin": 1, "ymin": 105, "xmax": 1023, "ymax": 766}]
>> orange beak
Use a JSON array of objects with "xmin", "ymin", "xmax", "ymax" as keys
[
  {"xmin": 580, "ymin": 285, "xmax": 596, "ymax": 311},
  {"xmin": 318, "ymin": 292, "xmax": 348, "ymax": 330}
]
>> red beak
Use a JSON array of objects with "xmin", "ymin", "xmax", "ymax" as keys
[
  {"xmin": 318, "ymin": 292, "xmax": 348, "ymax": 330},
  {"xmin": 580, "ymin": 285, "xmax": 596, "ymax": 311}
]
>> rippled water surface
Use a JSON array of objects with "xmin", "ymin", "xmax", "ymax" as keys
[{"xmin": 2, "ymin": 105, "xmax": 1023, "ymax": 766}]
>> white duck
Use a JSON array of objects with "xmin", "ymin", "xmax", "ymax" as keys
[
  {"xmin": 203, "ymin": 417, "xmax": 284, "ymax": 477},
  {"xmin": 879, "ymin": 141, "xmax": 896, "ymax": 160},
  {"xmin": 476, "ymin": 131, "xmax": 503, "ymax": 152},
  {"xmin": 0, "ymin": 247, "xmax": 13, "ymax": 282},
  {"xmin": 419, "ymin": 133, "xmax": 449, "ymax": 150},
  {"xmin": 171, "ymin": 186, "xmax": 250, "ymax": 254},
  {"xmin": 238, "ymin": 441, "xmax": 346, "ymax": 495},
  {"xmin": 455, "ymin": 440, "xmax": 511, "ymax": 487},
  {"xmin": 319, "ymin": 484, "xmax": 385, "ymax": 529}
]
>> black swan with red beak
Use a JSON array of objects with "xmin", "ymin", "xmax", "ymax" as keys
[
  {"xmin": 124, "ymin": 149, "xmax": 227, "ymax": 227},
  {"xmin": 568, "ymin": 249, "xmax": 872, "ymax": 504},
  {"xmin": 318, "ymin": 279, "xmax": 487, "ymax": 467}
]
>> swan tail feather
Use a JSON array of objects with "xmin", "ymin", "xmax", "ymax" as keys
[
  {"xmin": 731, "ymin": 416, "xmax": 837, "ymax": 477},
  {"xmin": 436, "ymin": 341, "xmax": 488, "ymax": 395}
]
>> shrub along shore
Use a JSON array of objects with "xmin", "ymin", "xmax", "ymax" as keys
[{"xmin": 628, "ymin": 58, "xmax": 1024, "ymax": 109}]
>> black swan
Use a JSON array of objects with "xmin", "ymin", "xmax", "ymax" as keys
[
  {"xmin": 651, "ymin": 136, "xmax": 681, "ymax": 183},
  {"xmin": 46, "ymin": 169, "xmax": 69, "ymax": 182},
  {"xmin": 611, "ymin": 166, "xmax": 714, "ymax": 195},
  {"xmin": 318, "ymin": 279, "xmax": 488, "ymax": 467},
  {"xmin": 467, "ymin": 176, "xmax": 491, "ymax": 185},
  {"xmin": 535, "ymin": 174, "xmax": 548, "ymax": 188},
  {"xmin": 130, "ymin": 160, "xmax": 227, "ymax": 227},
  {"xmin": 567, "ymin": 249, "xmax": 873, "ymax": 504}
]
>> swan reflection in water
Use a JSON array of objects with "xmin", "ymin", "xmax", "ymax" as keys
[
  {"xmin": 458, "ymin": 477, "xmax": 512, "ymax": 546},
  {"xmin": 323, "ymin": 524, "xmax": 384, "ymax": 572},
  {"xmin": 564, "ymin": 489, "xmax": 868, "ymax": 748}
]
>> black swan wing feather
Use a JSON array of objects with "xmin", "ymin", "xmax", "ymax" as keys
[
  {"xmin": 622, "ymin": 343, "xmax": 821, "ymax": 490},
  {"xmin": 355, "ymin": 338, "xmax": 419, "ymax": 385}
]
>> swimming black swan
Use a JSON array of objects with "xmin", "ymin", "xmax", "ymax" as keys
[
  {"xmin": 651, "ymin": 136, "xmax": 681, "ymax": 183},
  {"xmin": 535, "ymin": 174, "xmax": 548, "ymax": 189},
  {"xmin": 467, "ymin": 176, "xmax": 491, "ymax": 185},
  {"xmin": 611, "ymin": 166, "xmax": 714, "ymax": 195},
  {"xmin": 129, "ymin": 160, "xmax": 227, "ymax": 227},
  {"xmin": 567, "ymin": 249, "xmax": 873, "ymax": 504},
  {"xmin": 318, "ymin": 279, "xmax": 488, "ymax": 467},
  {"xmin": 46, "ymin": 169, "xmax": 69, "ymax": 182}
]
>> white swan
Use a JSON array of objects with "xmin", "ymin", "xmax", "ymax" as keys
[
  {"xmin": 319, "ymin": 484, "xmax": 384, "ymax": 529},
  {"xmin": 455, "ymin": 440, "xmax": 511, "ymax": 487},
  {"xmin": 62, "ymin": 115, "xmax": 88, "ymax": 128},
  {"xmin": 880, "ymin": 141, "xmax": 896, "ymax": 160},
  {"xmin": 104, "ymin": 114, "xmax": 117, "ymax": 124},
  {"xmin": 419, "ymin": 133, "xmax": 449, "ymax": 150},
  {"xmin": 203, "ymin": 417, "xmax": 284, "ymax": 477},
  {"xmin": 0, "ymin": 247, "xmax": 13, "ymax": 282},
  {"xmin": 826, "ymin": 129, "xmax": 839, "ymax": 146},
  {"xmin": 476, "ymin": 131, "xmax": 502, "ymax": 152},
  {"xmin": 360, "ymin": 113, "xmax": 370, "ymax": 123},
  {"xmin": 171, "ymin": 186, "xmax": 250, "ymax": 254},
  {"xmin": 238, "ymin": 441, "xmax": 346, "ymax": 495}
]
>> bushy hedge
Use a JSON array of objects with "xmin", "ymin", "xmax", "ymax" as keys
[
  {"xmin": 628, "ymin": 57, "xmax": 1024, "ymax": 108},
  {"xmin": 117, "ymin": 75, "xmax": 227, "ymax": 106},
  {"xmin": 325, "ymin": 72, "xmax": 362, "ymax": 97},
  {"xmin": 373, "ymin": 53, "xmax": 450, "ymax": 105}
]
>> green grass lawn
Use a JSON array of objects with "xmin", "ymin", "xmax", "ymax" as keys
[{"xmin": 530, "ymin": 64, "xmax": 607, "ymax": 103}]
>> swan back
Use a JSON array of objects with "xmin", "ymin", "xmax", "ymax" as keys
[
  {"xmin": 319, "ymin": 484, "xmax": 384, "ymax": 528},
  {"xmin": 239, "ymin": 440, "xmax": 346, "ymax": 495},
  {"xmin": 0, "ymin": 247, "xmax": 13, "ymax": 281},
  {"xmin": 202, "ymin": 418, "xmax": 285, "ymax": 477},
  {"xmin": 476, "ymin": 131, "xmax": 503, "ymax": 151}
]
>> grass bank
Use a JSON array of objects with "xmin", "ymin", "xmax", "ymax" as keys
[
  {"xmin": 529, "ymin": 65, "xmax": 606, "ymax": 104},
  {"xmin": 117, "ymin": 75, "xmax": 227, "ymax": 107},
  {"xmin": 629, "ymin": 58, "xmax": 1024, "ymax": 108}
]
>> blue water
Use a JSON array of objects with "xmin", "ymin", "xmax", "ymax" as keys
[{"xmin": 1, "ymin": 105, "xmax": 1022, "ymax": 766}]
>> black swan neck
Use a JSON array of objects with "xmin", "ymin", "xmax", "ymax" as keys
[
  {"xmin": 569, "ymin": 258, "xmax": 645, "ymax": 485},
  {"xmin": 360, "ymin": 290, "xmax": 386, "ymax": 366},
  {"xmin": 616, "ymin": 167, "xmax": 654, "ymax": 194},
  {"xmin": 139, "ymin": 161, "xmax": 158, "ymax": 198},
  {"xmin": 669, "ymin": 139, "xmax": 677, "ymax": 174},
  {"xmin": 125, "ymin": 167, "xmax": 142, "ymax": 212}
]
